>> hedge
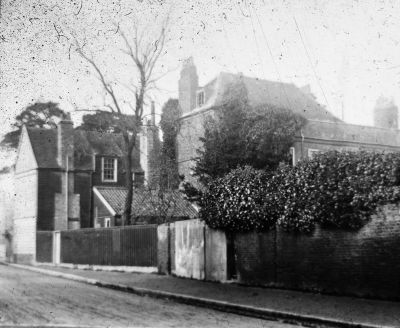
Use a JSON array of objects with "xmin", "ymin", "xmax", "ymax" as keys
[{"xmin": 199, "ymin": 151, "xmax": 400, "ymax": 233}]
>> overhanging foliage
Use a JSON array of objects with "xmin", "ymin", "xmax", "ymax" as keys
[{"xmin": 200, "ymin": 151, "xmax": 400, "ymax": 233}]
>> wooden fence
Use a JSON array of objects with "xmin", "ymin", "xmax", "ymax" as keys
[{"xmin": 36, "ymin": 225, "xmax": 158, "ymax": 267}]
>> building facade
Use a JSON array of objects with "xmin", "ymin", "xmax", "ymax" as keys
[
  {"xmin": 13, "ymin": 111, "xmax": 160, "ymax": 262},
  {"xmin": 176, "ymin": 58, "xmax": 400, "ymax": 184}
]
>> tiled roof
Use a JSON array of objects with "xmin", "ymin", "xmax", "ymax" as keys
[
  {"xmin": 95, "ymin": 186, "xmax": 198, "ymax": 219},
  {"xmin": 26, "ymin": 128, "xmax": 59, "ymax": 168},
  {"xmin": 186, "ymin": 72, "xmax": 341, "ymax": 122},
  {"xmin": 26, "ymin": 127, "xmax": 142, "ymax": 170}
]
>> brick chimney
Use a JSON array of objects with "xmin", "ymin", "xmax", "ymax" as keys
[
  {"xmin": 55, "ymin": 114, "xmax": 80, "ymax": 230},
  {"xmin": 178, "ymin": 57, "xmax": 199, "ymax": 115},
  {"xmin": 57, "ymin": 114, "xmax": 74, "ymax": 170}
]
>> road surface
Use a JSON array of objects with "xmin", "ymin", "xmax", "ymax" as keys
[{"xmin": 0, "ymin": 264, "xmax": 298, "ymax": 327}]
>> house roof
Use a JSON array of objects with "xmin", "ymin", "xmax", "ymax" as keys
[
  {"xmin": 94, "ymin": 186, "xmax": 198, "ymax": 219},
  {"xmin": 185, "ymin": 72, "xmax": 341, "ymax": 122},
  {"xmin": 302, "ymin": 120, "xmax": 400, "ymax": 147},
  {"xmin": 26, "ymin": 128, "xmax": 59, "ymax": 168},
  {"xmin": 26, "ymin": 127, "xmax": 142, "ymax": 171}
]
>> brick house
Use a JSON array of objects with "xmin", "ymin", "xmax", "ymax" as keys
[
  {"xmin": 13, "ymin": 109, "xmax": 160, "ymax": 263},
  {"xmin": 177, "ymin": 58, "xmax": 400, "ymax": 183}
]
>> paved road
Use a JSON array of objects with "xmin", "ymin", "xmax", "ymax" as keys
[{"xmin": 0, "ymin": 265, "xmax": 298, "ymax": 327}]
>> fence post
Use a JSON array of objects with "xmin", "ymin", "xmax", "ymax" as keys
[
  {"xmin": 167, "ymin": 223, "xmax": 171, "ymax": 274},
  {"xmin": 52, "ymin": 231, "xmax": 61, "ymax": 265},
  {"xmin": 203, "ymin": 225, "xmax": 207, "ymax": 280}
]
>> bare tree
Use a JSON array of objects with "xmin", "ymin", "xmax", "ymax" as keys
[{"xmin": 75, "ymin": 17, "xmax": 169, "ymax": 225}]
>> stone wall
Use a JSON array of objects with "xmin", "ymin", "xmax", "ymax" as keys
[{"xmin": 234, "ymin": 204, "xmax": 400, "ymax": 300}]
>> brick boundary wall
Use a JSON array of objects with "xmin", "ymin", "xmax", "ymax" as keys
[{"xmin": 234, "ymin": 204, "xmax": 400, "ymax": 300}]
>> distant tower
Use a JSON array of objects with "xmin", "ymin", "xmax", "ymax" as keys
[
  {"xmin": 178, "ymin": 57, "xmax": 199, "ymax": 115},
  {"xmin": 373, "ymin": 97, "xmax": 398, "ymax": 129}
]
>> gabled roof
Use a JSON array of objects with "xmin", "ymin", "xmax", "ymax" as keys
[
  {"xmin": 186, "ymin": 72, "xmax": 341, "ymax": 122},
  {"xmin": 26, "ymin": 127, "xmax": 142, "ymax": 171},
  {"xmin": 26, "ymin": 128, "xmax": 58, "ymax": 168},
  {"xmin": 94, "ymin": 186, "xmax": 198, "ymax": 219}
]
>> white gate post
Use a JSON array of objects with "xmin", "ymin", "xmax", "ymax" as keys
[{"xmin": 53, "ymin": 231, "xmax": 61, "ymax": 265}]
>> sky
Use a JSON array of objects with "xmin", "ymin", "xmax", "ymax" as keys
[{"xmin": 1, "ymin": 0, "xmax": 400, "ymax": 166}]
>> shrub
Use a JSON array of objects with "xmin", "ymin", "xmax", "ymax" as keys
[
  {"xmin": 199, "ymin": 166, "xmax": 274, "ymax": 232},
  {"xmin": 200, "ymin": 150, "xmax": 400, "ymax": 233},
  {"xmin": 272, "ymin": 162, "xmax": 316, "ymax": 232},
  {"xmin": 275, "ymin": 150, "xmax": 400, "ymax": 232},
  {"xmin": 307, "ymin": 151, "xmax": 400, "ymax": 229}
]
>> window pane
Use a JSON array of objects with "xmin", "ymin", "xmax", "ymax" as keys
[{"xmin": 103, "ymin": 158, "xmax": 115, "ymax": 181}]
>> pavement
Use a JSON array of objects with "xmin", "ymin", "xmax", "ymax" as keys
[{"xmin": 4, "ymin": 262, "xmax": 400, "ymax": 328}]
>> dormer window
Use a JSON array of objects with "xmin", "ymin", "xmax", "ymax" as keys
[
  {"xmin": 197, "ymin": 90, "xmax": 205, "ymax": 107},
  {"xmin": 101, "ymin": 157, "xmax": 118, "ymax": 182}
]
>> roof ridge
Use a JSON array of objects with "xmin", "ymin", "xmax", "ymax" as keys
[
  {"xmin": 219, "ymin": 71, "xmax": 295, "ymax": 87},
  {"xmin": 307, "ymin": 119, "xmax": 400, "ymax": 132}
]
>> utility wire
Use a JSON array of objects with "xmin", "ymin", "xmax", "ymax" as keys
[
  {"xmin": 244, "ymin": 0, "xmax": 267, "ymax": 78},
  {"xmin": 293, "ymin": 16, "xmax": 333, "ymax": 115},
  {"xmin": 248, "ymin": 2, "xmax": 293, "ymax": 110},
  {"xmin": 221, "ymin": 15, "xmax": 239, "ymax": 72}
]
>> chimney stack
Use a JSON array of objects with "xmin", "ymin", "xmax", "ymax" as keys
[
  {"xmin": 57, "ymin": 114, "xmax": 74, "ymax": 170},
  {"xmin": 178, "ymin": 56, "xmax": 199, "ymax": 115},
  {"xmin": 55, "ymin": 113, "xmax": 80, "ymax": 231}
]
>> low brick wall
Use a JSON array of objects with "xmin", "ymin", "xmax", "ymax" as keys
[{"xmin": 234, "ymin": 204, "xmax": 400, "ymax": 300}]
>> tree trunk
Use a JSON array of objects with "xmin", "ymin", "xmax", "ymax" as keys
[{"xmin": 124, "ymin": 149, "xmax": 134, "ymax": 225}]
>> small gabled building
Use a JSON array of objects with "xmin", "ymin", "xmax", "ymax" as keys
[
  {"xmin": 93, "ymin": 186, "xmax": 198, "ymax": 227},
  {"xmin": 13, "ymin": 113, "xmax": 160, "ymax": 263}
]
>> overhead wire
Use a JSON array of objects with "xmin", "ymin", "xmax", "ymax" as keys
[
  {"xmin": 241, "ymin": 0, "xmax": 272, "ymax": 102},
  {"xmin": 293, "ymin": 15, "xmax": 334, "ymax": 116},
  {"xmin": 247, "ymin": 2, "xmax": 293, "ymax": 110}
]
